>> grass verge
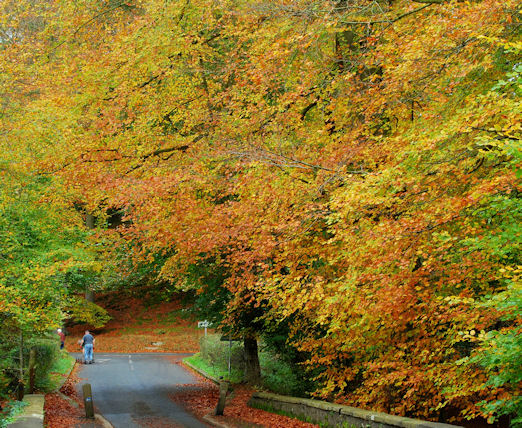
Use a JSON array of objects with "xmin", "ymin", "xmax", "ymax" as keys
[
  {"xmin": 184, "ymin": 353, "xmax": 243, "ymax": 383},
  {"xmin": 46, "ymin": 351, "xmax": 75, "ymax": 392}
]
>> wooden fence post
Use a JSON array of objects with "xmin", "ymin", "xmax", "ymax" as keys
[
  {"xmin": 82, "ymin": 383, "xmax": 95, "ymax": 418},
  {"xmin": 214, "ymin": 380, "xmax": 229, "ymax": 416}
]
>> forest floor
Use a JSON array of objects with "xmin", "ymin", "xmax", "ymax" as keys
[{"xmin": 64, "ymin": 292, "xmax": 202, "ymax": 353}]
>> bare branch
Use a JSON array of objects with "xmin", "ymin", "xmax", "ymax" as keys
[
  {"xmin": 341, "ymin": 3, "xmax": 433, "ymax": 25},
  {"xmin": 230, "ymin": 148, "xmax": 367, "ymax": 176},
  {"xmin": 411, "ymin": 0, "xmax": 443, "ymax": 4},
  {"xmin": 47, "ymin": 2, "xmax": 128, "ymax": 56}
]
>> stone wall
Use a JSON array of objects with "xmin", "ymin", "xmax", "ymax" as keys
[{"xmin": 248, "ymin": 391, "xmax": 462, "ymax": 428}]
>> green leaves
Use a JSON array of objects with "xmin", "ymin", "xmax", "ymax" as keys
[{"xmin": 465, "ymin": 282, "xmax": 522, "ymax": 426}]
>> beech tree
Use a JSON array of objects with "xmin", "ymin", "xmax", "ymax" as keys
[{"xmin": 1, "ymin": 0, "xmax": 520, "ymax": 424}]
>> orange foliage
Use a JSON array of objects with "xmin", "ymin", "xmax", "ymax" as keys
[{"xmin": 1, "ymin": 0, "xmax": 519, "ymax": 424}]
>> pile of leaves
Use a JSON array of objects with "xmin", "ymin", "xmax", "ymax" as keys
[{"xmin": 44, "ymin": 393, "xmax": 85, "ymax": 428}]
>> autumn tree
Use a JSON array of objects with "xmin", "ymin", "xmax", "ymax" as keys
[{"xmin": 4, "ymin": 0, "xmax": 520, "ymax": 424}]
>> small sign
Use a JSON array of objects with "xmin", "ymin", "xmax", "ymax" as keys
[
  {"xmin": 220, "ymin": 335, "xmax": 241, "ymax": 342},
  {"xmin": 198, "ymin": 320, "xmax": 211, "ymax": 337}
]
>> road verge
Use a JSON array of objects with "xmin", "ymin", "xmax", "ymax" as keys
[{"xmin": 182, "ymin": 357, "xmax": 221, "ymax": 384}]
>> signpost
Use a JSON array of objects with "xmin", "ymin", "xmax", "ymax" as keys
[
  {"xmin": 220, "ymin": 335, "xmax": 241, "ymax": 376},
  {"xmin": 197, "ymin": 320, "xmax": 210, "ymax": 337}
]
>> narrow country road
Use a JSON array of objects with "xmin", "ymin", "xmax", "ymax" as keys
[{"xmin": 71, "ymin": 353, "xmax": 211, "ymax": 428}]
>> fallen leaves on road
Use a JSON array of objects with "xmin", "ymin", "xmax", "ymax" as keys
[
  {"xmin": 59, "ymin": 364, "xmax": 83, "ymax": 403},
  {"xmin": 170, "ymin": 383, "xmax": 220, "ymax": 418},
  {"xmin": 220, "ymin": 385, "xmax": 319, "ymax": 428}
]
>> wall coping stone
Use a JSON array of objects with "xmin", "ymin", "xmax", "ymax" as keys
[{"xmin": 251, "ymin": 391, "xmax": 462, "ymax": 428}]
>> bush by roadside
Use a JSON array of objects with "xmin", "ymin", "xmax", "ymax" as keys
[
  {"xmin": 195, "ymin": 334, "xmax": 311, "ymax": 396},
  {"xmin": 26, "ymin": 337, "xmax": 60, "ymax": 392},
  {"xmin": 0, "ymin": 335, "xmax": 73, "ymax": 400}
]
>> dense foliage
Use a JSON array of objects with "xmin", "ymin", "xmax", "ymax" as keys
[{"xmin": 0, "ymin": 0, "xmax": 520, "ymax": 424}]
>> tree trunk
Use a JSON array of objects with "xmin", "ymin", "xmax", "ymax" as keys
[
  {"xmin": 17, "ymin": 332, "xmax": 24, "ymax": 401},
  {"xmin": 28, "ymin": 347, "xmax": 36, "ymax": 393},
  {"xmin": 85, "ymin": 213, "xmax": 95, "ymax": 229},
  {"xmin": 243, "ymin": 336, "xmax": 261, "ymax": 385},
  {"xmin": 85, "ymin": 212, "xmax": 95, "ymax": 303}
]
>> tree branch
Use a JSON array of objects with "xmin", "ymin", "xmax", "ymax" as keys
[
  {"xmin": 341, "ymin": 3, "xmax": 433, "ymax": 25},
  {"xmin": 411, "ymin": 0, "xmax": 443, "ymax": 3},
  {"xmin": 47, "ymin": 2, "xmax": 128, "ymax": 56},
  {"xmin": 125, "ymin": 142, "xmax": 195, "ymax": 174},
  {"xmin": 471, "ymin": 126, "xmax": 521, "ymax": 141}
]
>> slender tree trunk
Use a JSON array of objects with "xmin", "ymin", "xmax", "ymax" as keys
[
  {"xmin": 17, "ymin": 332, "xmax": 24, "ymax": 401},
  {"xmin": 85, "ymin": 212, "xmax": 95, "ymax": 303},
  {"xmin": 85, "ymin": 213, "xmax": 95, "ymax": 229},
  {"xmin": 243, "ymin": 336, "xmax": 261, "ymax": 384},
  {"xmin": 28, "ymin": 347, "xmax": 36, "ymax": 393}
]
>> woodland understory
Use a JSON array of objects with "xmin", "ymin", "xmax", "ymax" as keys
[{"xmin": 0, "ymin": 0, "xmax": 520, "ymax": 426}]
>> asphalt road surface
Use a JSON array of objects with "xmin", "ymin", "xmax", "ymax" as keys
[{"xmin": 71, "ymin": 353, "xmax": 211, "ymax": 428}]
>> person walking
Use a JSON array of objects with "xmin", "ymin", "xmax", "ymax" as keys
[
  {"xmin": 81, "ymin": 330, "xmax": 95, "ymax": 364},
  {"xmin": 57, "ymin": 328, "xmax": 65, "ymax": 350}
]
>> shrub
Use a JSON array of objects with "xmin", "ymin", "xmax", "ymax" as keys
[
  {"xmin": 66, "ymin": 299, "xmax": 111, "ymax": 328},
  {"xmin": 259, "ymin": 351, "xmax": 306, "ymax": 396},
  {"xmin": 199, "ymin": 334, "xmax": 313, "ymax": 396},
  {"xmin": 0, "ymin": 334, "xmax": 60, "ymax": 397},
  {"xmin": 24, "ymin": 337, "xmax": 60, "ymax": 390},
  {"xmin": 464, "ymin": 283, "xmax": 522, "ymax": 427},
  {"xmin": 199, "ymin": 334, "xmax": 245, "ymax": 373},
  {"xmin": 0, "ymin": 400, "xmax": 27, "ymax": 428}
]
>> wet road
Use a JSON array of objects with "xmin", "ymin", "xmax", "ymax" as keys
[{"xmin": 72, "ymin": 353, "xmax": 210, "ymax": 428}]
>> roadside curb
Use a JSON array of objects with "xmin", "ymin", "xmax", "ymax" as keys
[
  {"xmin": 181, "ymin": 359, "xmax": 237, "ymax": 428},
  {"xmin": 56, "ymin": 359, "xmax": 114, "ymax": 428},
  {"xmin": 57, "ymin": 391, "xmax": 79, "ymax": 408},
  {"xmin": 94, "ymin": 413, "xmax": 114, "ymax": 428},
  {"xmin": 182, "ymin": 359, "xmax": 221, "ymax": 385},
  {"xmin": 203, "ymin": 414, "xmax": 233, "ymax": 428}
]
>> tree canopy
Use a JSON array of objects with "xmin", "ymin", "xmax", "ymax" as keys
[{"xmin": 0, "ymin": 0, "xmax": 520, "ymax": 424}]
